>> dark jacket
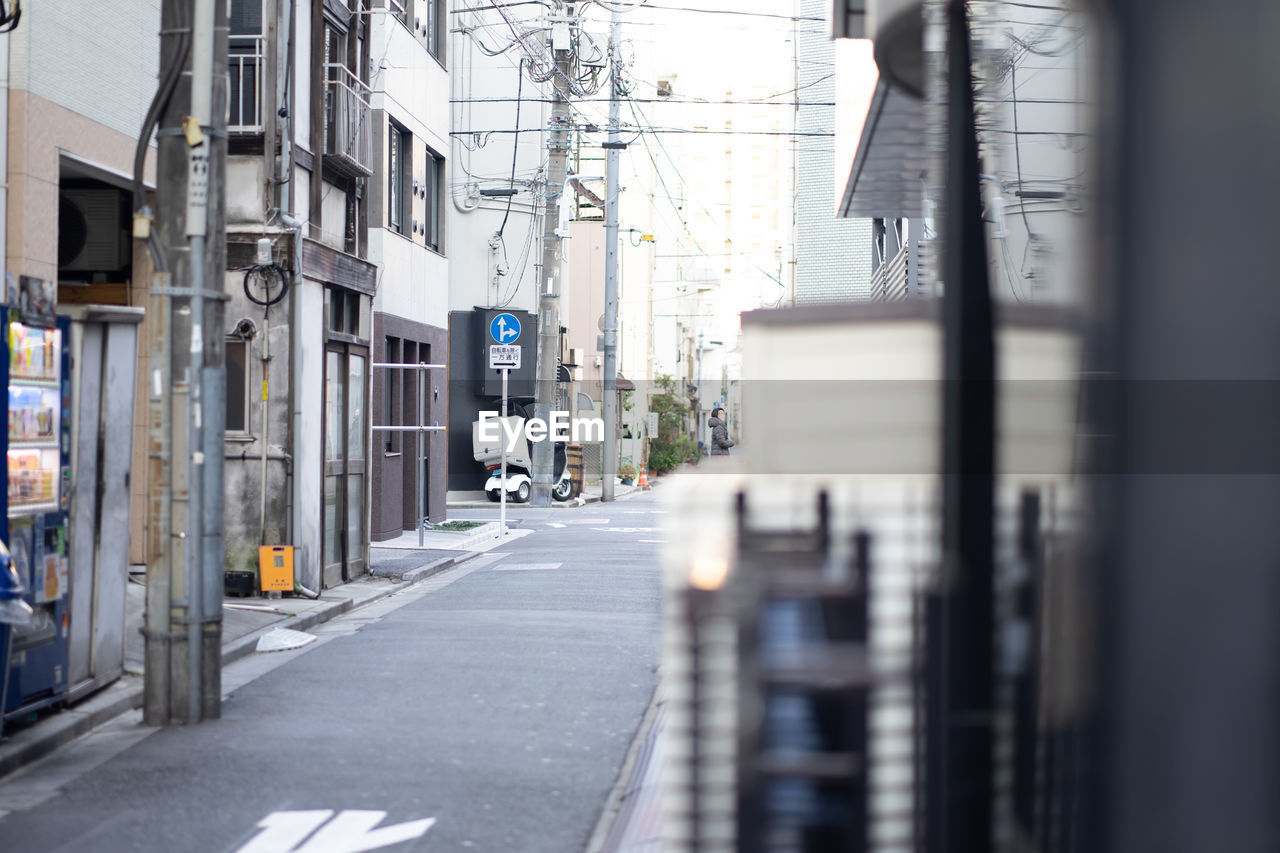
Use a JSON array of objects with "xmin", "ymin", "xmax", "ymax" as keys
[{"xmin": 709, "ymin": 416, "xmax": 734, "ymax": 456}]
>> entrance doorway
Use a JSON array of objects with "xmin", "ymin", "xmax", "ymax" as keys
[{"xmin": 323, "ymin": 344, "xmax": 368, "ymax": 587}]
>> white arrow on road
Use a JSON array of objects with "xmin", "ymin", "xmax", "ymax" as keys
[{"xmin": 236, "ymin": 810, "xmax": 436, "ymax": 853}]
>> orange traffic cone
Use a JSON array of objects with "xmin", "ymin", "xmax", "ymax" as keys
[{"xmin": 637, "ymin": 465, "xmax": 651, "ymax": 490}]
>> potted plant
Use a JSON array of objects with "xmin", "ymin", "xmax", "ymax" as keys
[{"xmin": 619, "ymin": 462, "xmax": 637, "ymax": 485}]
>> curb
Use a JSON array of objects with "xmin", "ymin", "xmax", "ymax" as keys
[
  {"xmin": 584, "ymin": 686, "xmax": 663, "ymax": 853},
  {"xmin": 0, "ymin": 551, "xmax": 482, "ymax": 781}
]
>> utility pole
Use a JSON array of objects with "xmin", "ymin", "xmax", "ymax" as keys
[
  {"xmin": 531, "ymin": 3, "xmax": 575, "ymax": 506},
  {"xmin": 600, "ymin": 11, "xmax": 623, "ymax": 501},
  {"xmin": 147, "ymin": 0, "xmax": 227, "ymax": 725}
]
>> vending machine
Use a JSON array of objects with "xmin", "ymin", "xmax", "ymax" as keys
[{"xmin": 1, "ymin": 279, "xmax": 71, "ymax": 721}]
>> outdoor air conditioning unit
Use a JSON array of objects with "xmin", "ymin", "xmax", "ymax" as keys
[{"xmin": 59, "ymin": 188, "xmax": 124, "ymax": 273}]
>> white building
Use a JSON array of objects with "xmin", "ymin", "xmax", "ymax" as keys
[
  {"xmin": 365, "ymin": 1, "xmax": 452, "ymax": 540},
  {"xmin": 444, "ymin": 3, "xmax": 559, "ymax": 492}
]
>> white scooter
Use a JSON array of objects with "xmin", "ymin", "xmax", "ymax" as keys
[{"xmin": 472, "ymin": 414, "xmax": 575, "ymax": 503}]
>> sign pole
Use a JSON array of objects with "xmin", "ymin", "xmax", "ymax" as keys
[
  {"xmin": 500, "ymin": 366, "xmax": 508, "ymax": 537},
  {"xmin": 488, "ymin": 313, "xmax": 521, "ymax": 536}
]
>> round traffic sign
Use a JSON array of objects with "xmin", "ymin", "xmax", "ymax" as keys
[{"xmin": 490, "ymin": 313, "xmax": 521, "ymax": 344}]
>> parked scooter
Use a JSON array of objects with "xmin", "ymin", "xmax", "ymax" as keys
[{"xmin": 471, "ymin": 404, "xmax": 575, "ymax": 503}]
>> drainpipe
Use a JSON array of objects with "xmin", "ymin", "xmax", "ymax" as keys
[
  {"xmin": 0, "ymin": 22, "xmax": 9, "ymax": 277},
  {"xmin": 258, "ymin": 311, "xmax": 270, "ymax": 544}
]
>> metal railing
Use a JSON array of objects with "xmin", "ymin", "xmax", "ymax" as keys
[
  {"xmin": 228, "ymin": 35, "xmax": 264, "ymax": 133},
  {"xmin": 870, "ymin": 240, "xmax": 912, "ymax": 300},
  {"xmin": 325, "ymin": 63, "xmax": 373, "ymax": 176},
  {"xmin": 371, "ymin": 361, "xmax": 446, "ymax": 547}
]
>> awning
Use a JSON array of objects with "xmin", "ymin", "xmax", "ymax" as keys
[
  {"xmin": 838, "ymin": 78, "xmax": 926, "ymax": 220},
  {"xmin": 615, "ymin": 373, "xmax": 636, "ymax": 392},
  {"xmin": 557, "ymin": 364, "xmax": 571, "ymax": 382}
]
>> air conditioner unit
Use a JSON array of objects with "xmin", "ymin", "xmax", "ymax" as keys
[{"xmin": 59, "ymin": 188, "xmax": 124, "ymax": 273}]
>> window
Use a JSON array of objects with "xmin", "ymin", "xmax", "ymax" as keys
[
  {"xmin": 228, "ymin": 0, "xmax": 263, "ymax": 130},
  {"xmin": 425, "ymin": 0, "xmax": 443, "ymax": 60},
  {"xmin": 388, "ymin": 122, "xmax": 411, "ymax": 235},
  {"xmin": 226, "ymin": 338, "xmax": 250, "ymax": 434},
  {"xmin": 384, "ymin": 336, "xmax": 401, "ymax": 453},
  {"xmin": 423, "ymin": 147, "xmax": 442, "ymax": 251},
  {"xmin": 323, "ymin": 23, "xmax": 348, "ymax": 156},
  {"xmin": 389, "ymin": 0, "xmax": 408, "ymax": 27},
  {"xmin": 326, "ymin": 288, "xmax": 361, "ymax": 336}
]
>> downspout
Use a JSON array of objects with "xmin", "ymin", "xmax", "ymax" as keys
[{"xmin": 0, "ymin": 23, "xmax": 9, "ymax": 279}]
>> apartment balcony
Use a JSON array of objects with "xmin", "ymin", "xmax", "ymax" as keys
[
  {"xmin": 325, "ymin": 64, "xmax": 373, "ymax": 177},
  {"xmin": 869, "ymin": 239, "xmax": 914, "ymax": 300},
  {"xmin": 228, "ymin": 35, "xmax": 264, "ymax": 133}
]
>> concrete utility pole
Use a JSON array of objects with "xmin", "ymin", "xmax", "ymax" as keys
[
  {"xmin": 600, "ymin": 11, "xmax": 623, "ymax": 501},
  {"xmin": 531, "ymin": 3, "xmax": 576, "ymax": 506},
  {"xmin": 147, "ymin": 0, "xmax": 227, "ymax": 725}
]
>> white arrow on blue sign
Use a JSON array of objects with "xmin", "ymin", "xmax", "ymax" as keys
[{"xmin": 489, "ymin": 312, "xmax": 521, "ymax": 344}]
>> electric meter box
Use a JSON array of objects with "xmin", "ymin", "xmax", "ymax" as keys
[{"xmin": 258, "ymin": 546, "xmax": 294, "ymax": 592}]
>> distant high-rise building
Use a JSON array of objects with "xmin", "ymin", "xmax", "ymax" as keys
[{"xmin": 793, "ymin": 0, "xmax": 874, "ymax": 303}]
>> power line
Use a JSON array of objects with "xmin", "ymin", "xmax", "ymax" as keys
[
  {"xmin": 450, "ymin": 96, "xmax": 836, "ymax": 106},
  {"xmin": 448, "ymin": 127, "xmax": 834, "ymax": 137},
  {"xmin": 628, "ymin": 98, "xmax": 785, "ymax": 288}
]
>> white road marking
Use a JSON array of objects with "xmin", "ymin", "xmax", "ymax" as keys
[
  {"xmin": 639, "ymin": 539, "xmax": 665, "ymax": 544},
  {"xmin": 546, "ymin": 522, "xmax": 566, "ymax": 528},
  {"xmin": 235, "ymin": 810, "xmax": 333, "ymax": 853},
  {"xmin": 493, "ymin": 562, "xmax": 563, "ymax": 571},
  {"xmin": 235, "ymin": 810, "xmax": 436, "ymax": 853},
  {"xmin": 560, "ymin": 517, "xmax": 610, "ymax": 525},
  {"xmin": 590, "ymin": 527, "xmax": 659, "ymax": 533}
]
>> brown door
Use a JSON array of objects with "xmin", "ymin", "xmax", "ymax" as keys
[{"xmin": 323, "ymin": 344, "xmax": 368, "ymax": 587}]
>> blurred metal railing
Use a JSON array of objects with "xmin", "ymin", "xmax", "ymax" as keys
[
  {"xmin": 228, "ymin": 35, "xmax": 264, "ymax": 133},
  {"xmin": 325, "ymin": 63, "xmax": 373, "ymax": 176},
  {"xmin": 870, "ymin": 241, "xmax": 911, "ymax": 301}
]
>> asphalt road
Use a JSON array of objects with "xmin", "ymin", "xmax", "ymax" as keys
[{"xmin": 0, "ymin": 492, "xmax": 664, "ymax": 853}]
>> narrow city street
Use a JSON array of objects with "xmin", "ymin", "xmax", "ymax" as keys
[{"xmin": 0, "ymin": 494, "xmax": 663, "ymax": 853}]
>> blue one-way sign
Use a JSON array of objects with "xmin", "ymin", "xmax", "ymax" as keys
[{"xmin": 489, "ymin": 313, "xmax": 521, "ymax": 343}]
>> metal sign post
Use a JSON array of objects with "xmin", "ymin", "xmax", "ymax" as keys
[
  {"xmin": 488, "ymin": 343, "xmax": 521, "ymax": 538},
  {"xmin": 500, "ymin": 367, "xmax": 508, "ymax": 537}
]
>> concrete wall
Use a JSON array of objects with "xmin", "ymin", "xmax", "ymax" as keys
[
  {"xmin": 10, "ymin": 0, "xmax": 159, "ymax": 141},
  {"xmin": 447, "ymin": 8, "xmax": 549, "ymax": 316},
  {"xmin": 291, "ymin": 277, "xmax": 325, "ymax": 592},
  {"xmin": 221, "ymin": 237, "xmax": 295, "ymax": 574}
]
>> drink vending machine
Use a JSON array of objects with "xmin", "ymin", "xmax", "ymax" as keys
[{"xmin": 1, "ymin": 301, "xmax": 71, "ymax": 722}]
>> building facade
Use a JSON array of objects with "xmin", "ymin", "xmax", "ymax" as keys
[{"xmin": 366, "ymin": 1, "xmax": 451, "ymax": 539}]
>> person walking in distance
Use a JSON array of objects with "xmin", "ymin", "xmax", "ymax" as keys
[{"xmin": 709, "ymin": 407, "xmax": 735, "ymax": 456}]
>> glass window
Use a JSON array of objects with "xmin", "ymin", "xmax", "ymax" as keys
[
  {"xmin": 425, "ymin": 0, "xmax": 442, "ymax": 59},
  {"xmin": 389, "ymin": 0, "xmax": 408, "ymax": 27},
  {"xmin": 346, "ymin": 292, "xmax": 360, "ymax": 335},
  {"xmin": 226, "ymin": 339, "xmax": 250, "ymax": 433},
  {"xmin": 385, "ymin": 337, "xmax": 401, "ymax": 453},
  {"xmin": 329, "ymin": 288, "xmax": 345, "ymax": 332},
  {"xmin": 424, "ymin": 147, "xmax": 442, "ymax": 251},
  {"xmin": 389, "ymin": 122, "xmax": 410, "ymax": 235}
]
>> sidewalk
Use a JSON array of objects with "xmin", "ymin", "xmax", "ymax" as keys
[
  {"xmin": 447, "ymin": 481, "xmax": 642, "ymax": 509},
  {"xmin": 0, "ymin": 546, "xmax": 482, "ymax": 780}
]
